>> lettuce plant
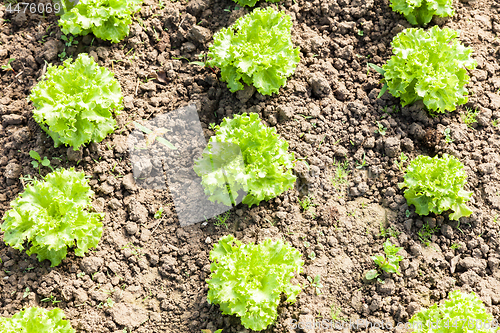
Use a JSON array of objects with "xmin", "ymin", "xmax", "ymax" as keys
[
  {"xmin": 30, "ymin": 53, "xmax": 123, "ymax": 151},
  {"xmin": 208, "ymin": 7, "xmax": 300, "ymax": 96},
  {"xmin": 1, "ymin": 168, "xmax": 103, "ymax": 267},
  {"xmin": 373, "ymin": 26, "xmax": 476, "ymax": 114},
  {"xmin": 194, "ymin": 113, "xmax": 296, "ymax": 208},
  {"xmin": 389, "ymin": 0, "xmax": 454, "ymax": 26},
  {"xmin": 365, "ymin": 240, "xmax": 403, "ymax": 281},
  {"xmin": 58, "ymin": 0, "xmax": 143, "ymax": 43},
  {"xmin": 231, "ymin": 0, "xmax": 279, "ymax": 7},
  {"xmin": 409, "ymin": 290, "xmax": 498, "ymax": 333},
  {"xmin": 398, "ymin": 154, "xmax": 472, "ymax": 221},
  {"xmin": 0, "ymin": 307, "xmax": 75, "ymax": 333},
  {"xmin": 207, "ymin": 235, "xmax": 304, "ymax": 331}
]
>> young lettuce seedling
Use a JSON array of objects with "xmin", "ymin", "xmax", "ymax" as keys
[{"xmin": 365, "ymin": 240, "xmax": 403, "ymax": 281}]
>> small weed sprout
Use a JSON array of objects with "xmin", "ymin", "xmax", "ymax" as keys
[
  {"xmin": 1, "ymin": 58, "xmax": 15, "ymax": 72},
  {"xmin": 450, "ymin": 243, "xmax": 461, "ymax": 250},
  {"xmin": 330, "ymin": 159, "xmax": 349, "ymax": 190},
  {"xmin": 394, "ymin": 152, "xmax": 408, "ymax": 171},
  {"xmin": 23, "ymin": 287, "xmax": 30, "ymax": 299},
  {"xmin": 355, "ymin": 153, "xmax": 367, "ymax": 169},
  {"xmin": 154, "ymin": 207, "xmax": 163, "ymax": 219},
  {"xmin": 379, "ymin": 222, "xmax": 400, "ymax": 238},
  {"xmin": 330, "ymin": 304, "xmax": 347, "ymax": 322},
  {"xmin": 214, "ymin": 211, "xmax": 231, "ymax": 229},
  {"xmin": 308, "ymin": 251, "xmax": 316, "ymax": 260},
  {"xmin": 298, "ymin": 196, "xmax": 315, "ymax": 211},
  {"xmin": 443, "ymin": 128, "xmax": 454, "ymax": 143},
  {"xmin": 41, "ymin": 293, "xmax": 61, "ymax": 305},
  {"xmin": 375, "ymin": 121, "xmax": 387, "ymax": 136},
  {"xmin": 418, "ymin": 223, "xmax": 438, "ymax": 246},
  {"xmin": 307, "ymin": 275, "xmax": 323, "ymax": 295},
  {"xmin": 461, "ymin": 107, "xmax": 479, "ymax": 128},
  {"xmin": 29, "ymin": 150, "xmax": 54, "ymax": 173},
  {"xmin": 60, "ymin": 34, "xmax": 78, "ymax": 47}
]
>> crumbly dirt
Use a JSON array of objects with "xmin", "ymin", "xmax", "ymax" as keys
[{"xmin": 1, "ymin": 0, "xmax": 500, "ymax": 332}]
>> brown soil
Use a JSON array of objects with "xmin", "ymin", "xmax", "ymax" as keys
[{"xmin": 1, "ymin": 0, "xmax": 500, "ymax": 332}]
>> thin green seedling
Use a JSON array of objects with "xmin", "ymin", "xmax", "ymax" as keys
[
  {"xmin": 41, "ymin": 293, "xmax": 61, "ymax": 305},
  {"xmin": 171, "ymin": 56, "xmax": 207, "ymax": 68},
  {"xmin": 355, "ymin": 152, "xmax": 367, "ymax": 169},
  {"xmin": 317, "ymin": 135, "xmax": 326, "ymax": 149},
  {"xmin": 367, "ymin": 63, "xmax": 388, "ymax": 98},
  {"xmin": 492, "ymin": 119, "xmax": 499, "ymax": 127},
  {"xmin": 450, "ymin": 243, "xmax": 461, "ymax": 250},
  {"xmin": 330, "ymin": 304, "xmax": 348, "ymax": 322}
]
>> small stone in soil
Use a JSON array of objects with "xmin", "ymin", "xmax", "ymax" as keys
[{"xmin": 125, "ymin": 222, "xmax": 139, "ymax": 235}]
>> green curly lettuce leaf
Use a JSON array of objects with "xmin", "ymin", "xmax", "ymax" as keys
[
  {"xmin": 0, "ymin": 307, "xmax": 75, "ymax": 333},
  {"xmin": 409, "ymin": 290, "xmax": 497, "ymax": 333},
  {"xmin": 208, "ymin": 7, "xmax": 300, "ymax": 96},
  {"xmin": 30, "ymin": 53, "xmax": 123, "ymax": 151},
  {"xmin": 382, "ymin": 26, "xmax": 477, "ymax": 114},
  {"xmin": 231, "ymin": 0, "xmax": 280, "ymax": 7},
  {"xmin": 193, "ymin": 142, "xmax": 250, "ymax": 207},
  {"xmin": 1, "ymin": 168, "xmax": 103, "ymax": 267},
  {"xmin": 390, "ymin": 0, "xmax": 454, "ymax": 26},
  {"xmin": 398, "ymin": 154, "xmax": 472, "ymax": 221},
  {"xmin": 207, "ymin": 235, "xmax": 304, "ymax": 331},
  {"xmin": 58, "ymin": 0, "xmax": 143, "ymax": 43},
  {"xmin": 194, "ymin": 113, "xmax": 296, "ymax": 208}
]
